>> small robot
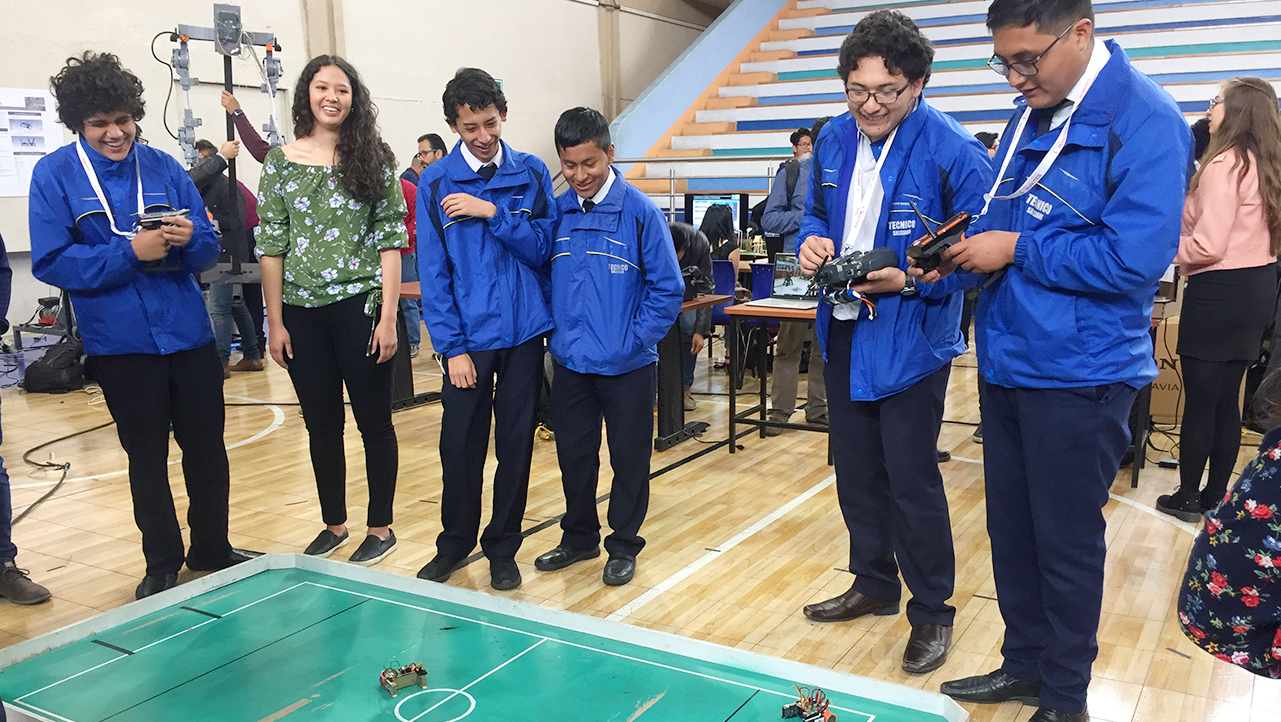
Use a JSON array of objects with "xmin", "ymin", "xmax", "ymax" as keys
[
  {"xmin": 781, "ymin": 684, "xmax": 837, "ymax": 722},
  {"xmin": 380, "ymin": 662, "xmax": 427, "ymax": 698}
]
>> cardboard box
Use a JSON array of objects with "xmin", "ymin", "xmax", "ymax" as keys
[{"xmin": 1151, "ymin": 315, "xmax": 1183, "ymax": 426}]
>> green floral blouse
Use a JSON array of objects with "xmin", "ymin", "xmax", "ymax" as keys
[{"xmin": 256, "ymin": 147, "xmax": 407, "ymax": 313}]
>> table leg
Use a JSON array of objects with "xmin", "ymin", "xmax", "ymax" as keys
[
  {"xmin": 729, "ymin": 317, "xmax": 738, "ymax": 454},
  {"xmin": 757, "ymin": 322, "xmax": 768, "ymax": 438}
]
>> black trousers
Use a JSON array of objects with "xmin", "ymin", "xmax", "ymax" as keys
[
  {"xmin": 1179, "ymin": 356, "xmax": 1249, "ymax": 504},
  {"xmin": 824, "ymin": 319, "xmax": 956, "ymax": 627},
  {"xmin": 983, "ymin": 381, "xmax": 1136, "ymax": 714},
  {"xmin": 282, "ymin": 294, "xmax": 397, "ymax": 528},
  {"xmin": 437, "ymin": 336, "xmax": 543, "ymax": 561},
  {"xmin": 552, "ymin": 362, "xmax": 656, "ymax": 559},
  {"xmin": 91, "ymin": 343, "xmax": 232, "ymax": 576}
]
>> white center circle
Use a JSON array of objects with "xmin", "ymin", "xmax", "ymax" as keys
[{"xmin": 393, "ymin": 688, "xmax": 477, "ymax": 722}]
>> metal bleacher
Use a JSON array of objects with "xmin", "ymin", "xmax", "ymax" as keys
[{"xmin": 627, "ymin": 0, "xmax": 1281, "ymax": 194}]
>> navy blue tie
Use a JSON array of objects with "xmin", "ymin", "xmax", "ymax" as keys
[{"xmin": 478, "ymin": 163, "xmax": 496, "ymax": 181}]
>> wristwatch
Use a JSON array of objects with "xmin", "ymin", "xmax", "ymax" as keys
[{"xmin": 900, "ymin": 275, "xmax": 918, "ymax": 296}]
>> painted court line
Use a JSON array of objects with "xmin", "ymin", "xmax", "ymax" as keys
[
  {"xmin": 305, "ymin": 579, "xmax": 874, "ymax": 721},
  {"xmin": 11, "ymin": 699, "xmax": 78, "ymax": 722},
  {"xmin": 11, "ymin": 394, "xmax": 286, "ymax": 489},
  {"xmin": 301, "ymin": 582, "xmax": 546, "ymax": 640},
  {"xmin": 605, "ymin": 474, "xmax": 837, "ymax": 622},
  {"xmin": 16, "ymin": 582, "xmax": 310, "ymax": 703},
  {"xmin": 400, "ymin": 639, "xmax": 547, "ymax": 722}
]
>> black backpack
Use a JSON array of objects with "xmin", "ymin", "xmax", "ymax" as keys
[
  {"xmin": 21, "ymin": 337, "xmax": 87, "ymax": 394},
  {"xmin": 782, "ymin": 159, "xmax": 801, "ymax": 206}
]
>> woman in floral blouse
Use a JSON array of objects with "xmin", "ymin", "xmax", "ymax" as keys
[
  {"xmin": 258, "ymin": 55, "xmax": 407, "ymax": 566},
  {"xmin": 1178, "ymin": 373, "xmax": 1281, "ymax": 677}
]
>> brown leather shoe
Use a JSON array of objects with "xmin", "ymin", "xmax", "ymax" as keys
[
  {"xmin": 802, "ymin": 584, "xmax": 899, "ymax": 622},
  {"xmin": 902, "ymin": 623, "xmax": 952, "ymax": 674},
  {"xmin": 229, "ymin": 357, "xmax": 264, "ymax": 372}
]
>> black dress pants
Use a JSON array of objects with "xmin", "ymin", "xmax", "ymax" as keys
[
  {"xmin": 91, "ymin": 343, "xmax": 232, "ymax": 577},
  {"xmin": 552, "ymin": 362, "xmax": 656, "ymax": 559},
  {"xmin": 824, "ymin": 319, "xmax": 956, "ymax": 627},
  {"xmin": 282, "ymin": 294, "xmax": 397, "ymax": 528},
  {"xmin": 983, "ymin": 381, "xmax": 1136, "ymax": 714},
  {"xmin": 436, "ymin": 336, "xmax": 543, "ymax": 561}
]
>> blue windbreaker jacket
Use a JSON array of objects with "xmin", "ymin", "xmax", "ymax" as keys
[
  {"xmin": 29, "ymin": 138, "xmax": 218, "ymax": 356},
  {"xmin": 762, "ymin": 158, "xmax": 811, "ymax": 254},
  {"xmin": 799, "ymin": 100, "xmax": 994, "ymax": 401},
  {"xmin": 548, "ymin": 171, "xmax": 684, "ymax": 376},
  {"xmin": 971, "ymin": 40, "xmax": 1191, "ymax": 389},
  {"xmin": 416, "ymin": 141, "xmax": 556, "ymax": 358}
]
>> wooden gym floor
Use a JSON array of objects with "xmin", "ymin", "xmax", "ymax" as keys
[{"xmin": 1, "ymin": 334, "xmax": 1278, "ymax": 722}]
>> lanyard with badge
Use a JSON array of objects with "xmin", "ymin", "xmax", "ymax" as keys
[
  {"xmin": 978, "ymin": 69, "xmax": 1098, "ymax": 217},
  {"xmin": 816, "ymin": 127, "xmax": 899, "ymax": 319},
  {"xmin": 972, "ymin": 60, "xmax": 1101, "ymax": 291},
  {"xmin": 844, "ymin": 126, "xmax": 897, "ymax": 252},
  {"xmin": 76, "ymin": 139, "xmax": 145, "ymax": 238},
  {"xmin": 77, "ymin": 139, "xmax": 186, "ymax": 270}
]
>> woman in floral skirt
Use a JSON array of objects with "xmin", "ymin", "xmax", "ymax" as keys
[{"xmin": 1178, "ymin": 369, "xmax": 1281, "ymax": 677}]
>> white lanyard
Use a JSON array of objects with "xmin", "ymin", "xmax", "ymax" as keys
[
  {"xmin": 76, "ymin": 139, "xmax": 144, "ymax": 238},
  {"xmin": 979, "ymin": 71, "xmax": 1098, "ymax": 218},
  {"xmin": 844, "ymin": 126, "xmax": 897, "ymax": 251}
]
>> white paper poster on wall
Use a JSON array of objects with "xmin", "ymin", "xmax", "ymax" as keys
[{"xmin": 0, "ymin": 88, "xmax": 64, "ymax": 198}]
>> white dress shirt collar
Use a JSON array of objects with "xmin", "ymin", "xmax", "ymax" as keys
[
  {"xmin": 579, "ymin": 167, "xmax": 616, "ymax": 210},
  {"xmin": 460, "ymin": 141, "xmax": 505, "ymax": 174},
  {"xmin": 1051, "ymin": 37, "xmax": 1110, "ymax": 129}
]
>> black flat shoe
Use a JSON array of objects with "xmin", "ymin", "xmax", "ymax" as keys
[
  {"xmin": 1028, "ymin": 707, "xmax": 1089, "ymax": 722},
  {"xmin": 534, "ymin": 545, "xmax": 601, "ymax": 572},
  {"xmin": 603, "ymin": 556, "xmax": 636, "ymax": 586},
  {"xmin": 349, "ymin": 531, "xmax": 397, "ymax": 567},
  {"xmin": 136, "ymin": 573, "xmax": 179, "ymax": 599},
  {"xmin": 186, "ymin": 549, "xmax": 262, "ymax": 572},
  {"xmin": 303, "ymin": 529, "xmax": 350, "ymax": 558},
  {"xmin": 940, "ymin": 669, "xmax": 1040, "ymax": 706},
  {"xmin": 417, "ymin": 554, "xmax": 463, "ymax": 583},
  {"xmin": 490, "ymin": 558, "xmax": 521, "ymax": 590}
]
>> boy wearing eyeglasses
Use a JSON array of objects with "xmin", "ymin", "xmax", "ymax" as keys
[
  {"xmin": 795, "ymin": 10, "xmax": 993, "ymax": 676},
  {"xmin": 921, "ymin": 2, "xmax": 1191, "ymax": 720}
]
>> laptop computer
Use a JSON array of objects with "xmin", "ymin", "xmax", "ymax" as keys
[{"xmin": 744, "ymin": 253, "xmax": 819, "ymax": 309}]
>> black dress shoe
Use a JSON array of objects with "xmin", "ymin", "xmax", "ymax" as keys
[
  {"xmin": 937, "ymin": 448, "xmax": 952, "ymax": 463},
  {"xmin": 186, "ymin": 549, "xmax": 262, "ymax": 572},
  {"xmin": 940, "ymin": 669, "xmax": 1040, "ymax": 706},
  {"xmin": 490, "ymin": 558, "xmax": 521, "ymax": 590},
  {"xmin": 603, "ymin": 556, "xmax": 636, "ymax": 586},
  {"xmin": 902, "ymin": 624, "xmax": 952, "ymax": 674},
  {"xmin": 417, "ymin": 554, "xmax": 463, "ymax": 583},
  {"xmin": 534, "ymin": 545, "xmax": 601, "ymax": 572},
  {"xmin": 802, "ymin": 584, "xmax": 899, "ymax": 623},
  {"xmin": 1028, "ymin": 707, "xmax": 1089, "ymax": 722},
  {"xmin": 136, "ymin": 573, "xmax": 179, "ymax": 599}
]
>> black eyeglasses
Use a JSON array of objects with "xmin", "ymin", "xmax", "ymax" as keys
[
  {"xmin": 988, "ymin": 23, "xmax": 1074, "ymax": 78},
  {"xmin": 417, "ymin": 149, "xmax": 440, "ymax": 158},
  {"xmin": 846, "ymin": 82, "xmax": 911, "ymax": 106}
]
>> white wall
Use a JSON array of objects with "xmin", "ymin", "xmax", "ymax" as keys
[
  {"xmin": 343, "ymin": 0, "xmax": 603, "ymax": 174},
  {"xmin": 619, "ymin": 12, "xmax": 704, "ymax": 105}
]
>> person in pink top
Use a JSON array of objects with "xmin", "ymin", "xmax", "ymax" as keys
[{"xmin": 1157, "ymin": 77, "xmax": 1281, "ymax": 522}]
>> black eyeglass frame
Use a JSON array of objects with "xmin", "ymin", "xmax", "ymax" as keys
[
  {"xmin": 988, "ymin": 22, "xmax": 1076, "ymax": 78},
  {"xmin": 844, "ymin": 82, "xmax": 913, "ymax": 107}
]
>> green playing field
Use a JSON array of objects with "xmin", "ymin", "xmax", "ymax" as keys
[{"xmin": 0, "ymin": 556, "xmax": 966, "ymax": 722}]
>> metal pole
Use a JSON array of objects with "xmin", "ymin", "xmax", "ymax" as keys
[
  {"xmin": 669, "ymin": 167, "xmax": 676, "ymax": 223},
  {"xmin": 224, "ymin": 54, "xmax": 242, "ymax": 275}
]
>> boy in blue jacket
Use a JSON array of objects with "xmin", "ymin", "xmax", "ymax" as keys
[
  {"xmin": 533, "ymin": 108, "xmax": 683, "ymax": 586},
  {"xmin": 794, "ymin": 11, "xmax": 994, "ymax": 675},
  {"xmin": 416, "ymin": 68, "xmax": 556, "ymax": 591},
  {"xmin": 929, "ymin": 2, "xmax": 1191, "ymax": 720},
  {"xmin": 29, "ymin": 52, "xmax": 255, "ymax": 599}
]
